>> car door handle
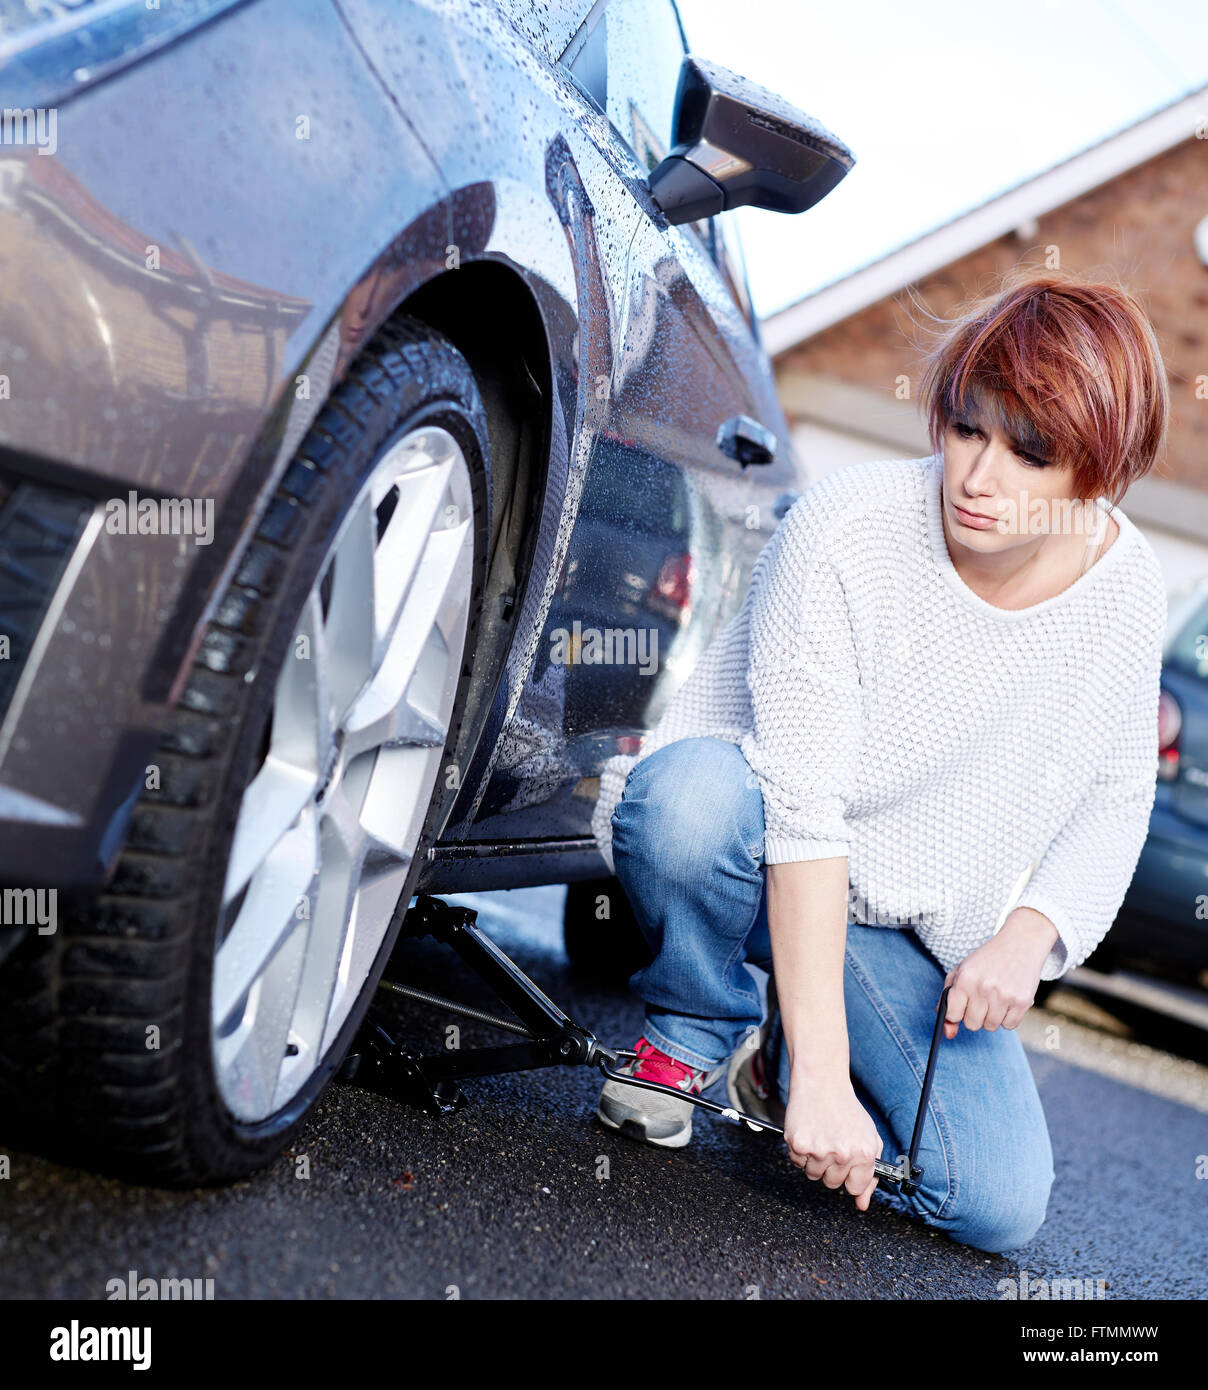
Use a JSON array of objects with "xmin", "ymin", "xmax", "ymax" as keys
[
  {"xmin": 717, "ymin": 415, "xmax": 776, "ymax": 467},
  {"xmin": 773, "ymin": 490, "xmax": 802, "ymax": 520}
]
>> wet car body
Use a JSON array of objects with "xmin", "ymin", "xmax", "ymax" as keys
[{"xmin": 0, "ymin": 0, "xmax": 804, "ymax": 910}]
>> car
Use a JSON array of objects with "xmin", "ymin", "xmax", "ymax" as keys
[
  {"xmin": 1109, "ymin": 577, "xmax": 1208, "ymax": 983},
  {"xmin": 0, "ymin": 0, "xmax": 854, "ymax": 1184}
]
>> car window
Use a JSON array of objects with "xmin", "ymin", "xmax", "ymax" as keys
[
  {"xmin": 712, "ymin": 214, "xmax": 758, "ymax": 333},
  {"xmin": 496, "ymin": 0, "xmax": 597, "ymax": 65},
  {"xmin": 561, "ymin": 1, "xmax": 755, "ymax": 331},
  {"xmin": 561, "ymin": 0, "xmax": 685, "ymax": 166},
  {"xmin": 561, "ymin": 0, "xmax": 609, "ymax": 112},
  {"xmin": 1166, "ymin": 590, "xmax": 1208, "ymax": 681},
  {"xmin": 602, "ymin": 0, "xmax": 686, "ymax": 171}
]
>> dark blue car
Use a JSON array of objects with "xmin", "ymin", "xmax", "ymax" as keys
[{"xmin": 1112, "ymin": 578, "xmax": 1208, "ymax": 981}]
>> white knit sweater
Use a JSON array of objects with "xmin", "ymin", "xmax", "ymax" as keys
[{"xmin": 590, "ymin": 454, "xmax": 1166, "ymax": 981}]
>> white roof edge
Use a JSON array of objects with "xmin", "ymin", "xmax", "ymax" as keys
[{"xmin": 762, "ymin": 84, "xmax": 1208, "ymax": 357}]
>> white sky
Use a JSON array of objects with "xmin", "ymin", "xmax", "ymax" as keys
[{"xmin": 676, "ymin": 0, "xmax": 1208, "ymax": 320}]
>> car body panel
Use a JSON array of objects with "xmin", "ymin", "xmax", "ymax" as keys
[
  {"xmin": 0, "ymin": 0, "xmax": 456, "ymax": 879},
  {"xmin": 0, "ymin": 0, "xmax": 802, "ymax": 893}
]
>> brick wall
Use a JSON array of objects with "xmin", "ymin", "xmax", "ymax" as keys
[{"xmin": 773, "ymin": 138, "xmax": 1208, "ymax": 492}]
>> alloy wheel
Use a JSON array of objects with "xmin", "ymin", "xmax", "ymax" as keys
[{"xmin": 210, "ymin": 424, "xmax": 476, "ymax": 1122}]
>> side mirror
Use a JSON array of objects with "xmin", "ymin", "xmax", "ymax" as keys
[{"xmin": 648, "ymin": 56, "xmax": 855, "ymax": 226}]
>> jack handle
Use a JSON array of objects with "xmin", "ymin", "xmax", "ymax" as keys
[{"xmin": 594, "ymin": 983, "xmax": 951, "ymax": 1197}]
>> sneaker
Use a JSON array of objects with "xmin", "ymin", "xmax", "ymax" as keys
[
  {"xmin": 596, "ymin": 1036, "xmax": 727, "ymax": 1148},
  {"xmin": 725, "ymin": 978, "xmax": 786, "ymax": 1130}
]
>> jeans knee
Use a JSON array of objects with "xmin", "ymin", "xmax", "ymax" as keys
[
  {"xmin": 612, "ymin": 739, "xmax": 761, "ymax": 877},
  {"xmin": 937, "ymin": 1159, "xmax": 1054, "ymax": 1254}
]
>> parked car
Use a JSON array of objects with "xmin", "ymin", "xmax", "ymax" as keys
[
  {"xmin": 0, "ymin": 0, "xmax": 853, "ymax": 1183},
  {"xmin": 1110, "ymin": 577, "xmax": 1208, "ymax": 982}
]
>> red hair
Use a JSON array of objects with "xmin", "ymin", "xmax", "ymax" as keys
[{"xmin": 913, "ymin": 267, "xmax": 1169, "ymax": 507}]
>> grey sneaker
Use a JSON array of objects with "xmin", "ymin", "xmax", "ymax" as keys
[
  {"xmin": 597, "ymin": 1035, "xmax": 727, "ymax": 1148},
  {"xmin": 725, "ymin": 979, "xmax": 786, "ymax": 1130}
]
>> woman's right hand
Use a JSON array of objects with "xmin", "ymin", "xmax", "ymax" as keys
[{"xmin": 781, "ymin": 1074, "xmax": 883, "ymax": 1211}]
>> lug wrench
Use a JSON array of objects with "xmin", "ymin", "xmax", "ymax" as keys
[{"xmin": 595, "ymin": 984, "xmax": 951, "ymax": 1197}]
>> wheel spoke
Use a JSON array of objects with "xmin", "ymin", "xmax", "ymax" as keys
[
  {"xmin": 222, "ymin": 754, "xmax": 318, "ymax": 906},
  {"xmin": 344, "ymin": 519, "xmax": 470, "ymax": 756},
  {"xmin": 214, "ymin": 803, "xmax": 319, "ymax": 1025},
  {"xmin": 319, "ymin": 752, "xmax": 412, "ymax": 1056},
  {"xmin": 358, "ymin": 744, "xmax": 433, "ymax": 866},
  {"xmin": 320, "ymin": 855, "xmax": 410, "ymax": 1058},
  {"xmin": 214, "ymin": 918, "xmax": 309, "ymax": 1122},
  {"xmin": 285, "ymin": 798, "xmax": 362, "ymax": 1062},
  {"xmin": 272, "ymin": 588, "xmax": 333, "ymax": 776},
  {"xmin": 305, "ymin": 589, "xmax": 337, "ymax": 776},
  {"xmin": 342, "ymin": 613, "xmax": 451, "ymax": 762},
  {"xmin": 324, "ymin": 493, "xmax": 377, "ymax": 730},
  {"xmin": 369, "ymin": 444, "xmax": 460, "ymax": 670}
]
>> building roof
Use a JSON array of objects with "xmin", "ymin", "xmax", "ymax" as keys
[{"xmin": 762, "ymin": 83, "xmax": 1208, "ymax": 358}]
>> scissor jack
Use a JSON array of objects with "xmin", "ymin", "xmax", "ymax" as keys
[{"xmin": 336, "ymin": 893, "xmax": 949, "ymax": 1196}]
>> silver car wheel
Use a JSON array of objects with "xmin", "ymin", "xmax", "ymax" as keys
[{"xmin": 210, "ymin": 425, "xmax": 475, "ymax": 1123}]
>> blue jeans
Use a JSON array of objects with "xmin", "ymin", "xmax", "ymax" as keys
[{"xmin": 609, "ymin": 735, "xmax": 1055, "ymax": 1254}]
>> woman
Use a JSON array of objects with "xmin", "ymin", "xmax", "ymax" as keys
[{"xmin": 589, "ymin": 268, "xmax": 1169, "ymax": 1254}]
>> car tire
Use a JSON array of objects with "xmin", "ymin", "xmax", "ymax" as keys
[
  {"xmin": 0, "ymin": 317, "xmax": 495, "ymax": 1186},
  {"xmin": 563, "ymin": 876, "xmax": 654, "ymax": 984}
]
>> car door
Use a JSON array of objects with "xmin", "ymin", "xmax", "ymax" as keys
[
  {"xmin": 330, "ymin": 0, "xmax": 801, "ymax": 859},
  {"xmin": 470, "ymin": 0, "xmax": 802, "ymax": 841}
]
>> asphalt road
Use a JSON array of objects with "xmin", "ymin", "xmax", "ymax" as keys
[{"xmin": 1, "ymin": 885, "xmax": 1205, "ymax": 1300}]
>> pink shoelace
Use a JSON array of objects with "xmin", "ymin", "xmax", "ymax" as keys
[{"xmin": 631, "ymin": 1036, "xmax": 702, "ymax": 1092}]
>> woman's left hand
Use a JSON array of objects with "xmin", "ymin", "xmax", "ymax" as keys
[{"xmin": 940, "ymin": 908, "xmax": 1059, "ymax": 1039}]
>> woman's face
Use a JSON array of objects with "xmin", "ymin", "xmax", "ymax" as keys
[{"xmin": 940, "ymin": 408, "xmax": 1088, "ymax": 553}]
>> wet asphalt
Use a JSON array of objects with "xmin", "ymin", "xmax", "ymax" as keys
[{"xmin": 1, "ymin": 885, "xmax": 1205, "ymax": 1300}]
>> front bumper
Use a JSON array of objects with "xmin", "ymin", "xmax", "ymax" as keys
[{"xmin": 0, "ymin": 470, "xmax": 177, "ymax": 886}]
